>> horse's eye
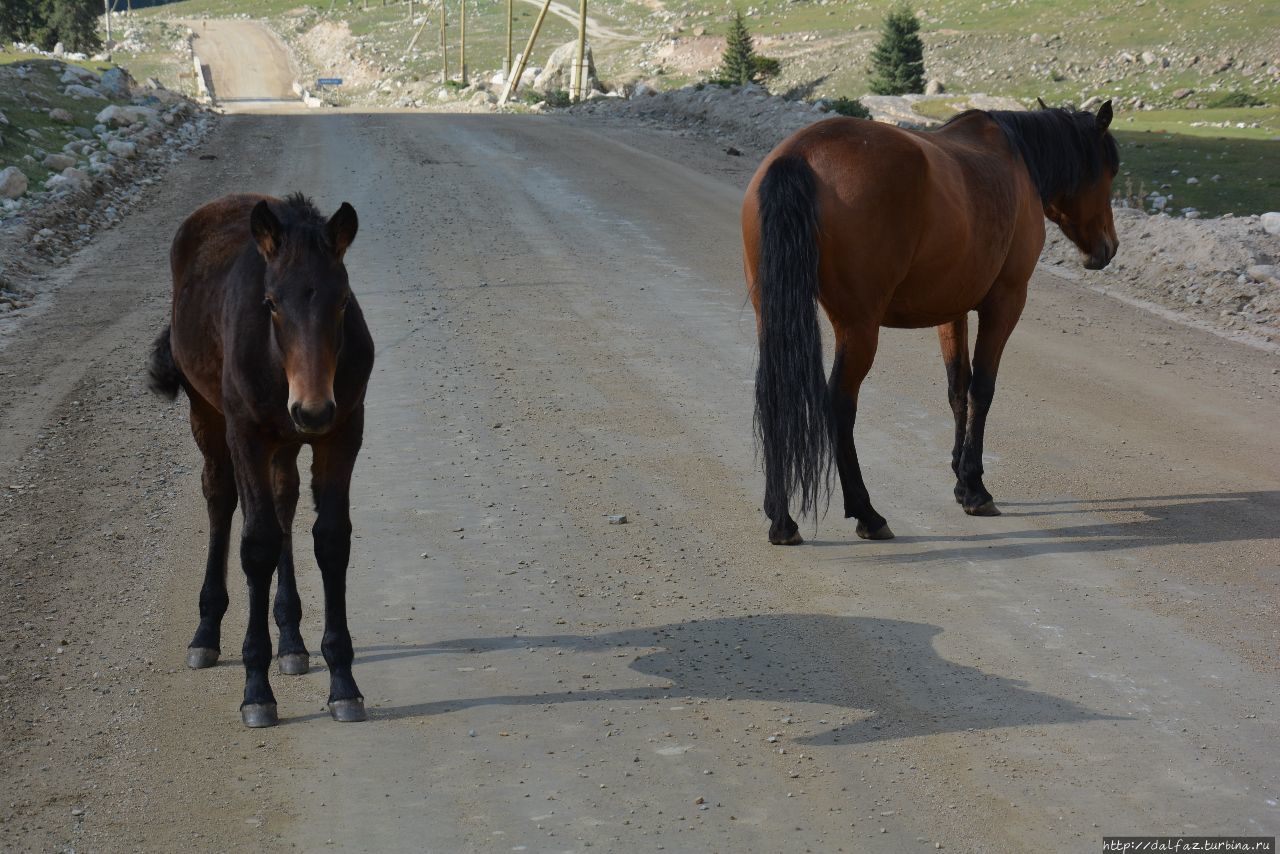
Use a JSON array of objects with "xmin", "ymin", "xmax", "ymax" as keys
[
  {"xmin": 264, "ymin": 296, "xmax": 278, "ymax": 313},
  {"xmin": 339, "ymin": 296, "xmax": 350, "ymax": 312}
]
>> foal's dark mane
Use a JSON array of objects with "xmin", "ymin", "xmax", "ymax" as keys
[
  {"xmin": 281, "ymin": 191, "xmax": 326, "ymax": 227},
  {"xmin": 945, "ymin": 108, "xmax": 1119, "ymax": 203},
  {"xmin": 273, "ymin": 192, "xmax": 337, "ymax": 261}
]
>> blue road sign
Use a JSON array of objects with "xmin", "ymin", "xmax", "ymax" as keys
[{"xmin": 317, "ymin": 78, "xmax": 344, "ymax": 87}]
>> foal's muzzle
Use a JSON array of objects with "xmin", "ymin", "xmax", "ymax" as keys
[{"xmin": 290, "ymin": 400, "xmax": 336, "ymax": 434}]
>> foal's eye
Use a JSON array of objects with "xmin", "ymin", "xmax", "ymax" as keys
[
  {"xmin": 263, "ymin": 296, "xmax": 278, "ymax": 313},
  {"xmin": 338, "ymin": 296, "xmax": 350, "ymax": 312}
]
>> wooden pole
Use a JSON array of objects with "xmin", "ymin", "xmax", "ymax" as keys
[
  {"xmin": 499, "ymin": 0, "xmax": 552, "ymax": 104},
  {"xmin": 439, "ymin": 0, "xmax": 448, "ymax": 83},
  {"xmin": 459, "ymin": 0, "xmax": 467, "ymax": 85},
  {"xmin": 407, "ymin": 13, "xmax": 431, "ymax": 52},
  {"xmin": 103, "ymin": 0, "xmax": 111, "ymax": 46},
  {"xmin": 504, "ymin": 0, "xmax": 513, "ymax": 81},
  {"xmin": 572, "ymin": 0, "xmax": 587, "ymax": 100}
]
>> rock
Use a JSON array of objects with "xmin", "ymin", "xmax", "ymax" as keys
[
  {"xmin": 65, "ymin": 84, "xmax": 107, "ymax": 100},
  {"xmin": 924, "ymin": 78, "xmax": 945, "ymax": 95},
  {"xmin": 106, "ymin": 140, "xmax": 137, "ymax": 158},
  {"xmin": 1080, "ymin": 95, "xmax": 1101, "ymax": 110},
  {"xmin": 53, "ymin": 41, "xmax": 65, "ymax": 56},
  {"xmin": 1172, "ymin": 88, "xmax": 1194, "ymax": 99},
  {"xmin": 0, "ymin": 166, "xmax": 28, "ymax": 199},
  {"xmin": 96, "ymin": 104, "xmax": 157, "ymax": 126},
  {"xmin": 1186, "ymin": 176, "xmax": 1198, "ymax": 184},
  {"xmin": 533, "ymin": 41, "xmax": 601, "ymax": 94},
  {"xmin": 1141, "ymin": 51, "xmax": 1157, "ymax": 65},
  {"xmin": 42, "ymin": 153, "xmax": 76, "ymax": 170},
  {"xmin": 1246, "ymin": 264, "xmax": 1278, "ymax": 282},
  {"xmin": 607, "ymin": 515, "xmax": 628, "ymax": 524},
  {"xmin": 469, "ymin": 90, "xmax": 496, "ymax": 107},
  {"xmin": 1261, "ymin": 212, "xmax": 1280, "ymax": 236},
  {"xmin": 46, "ymin": 166, "xmax": 90, "ymax": 192},
  {"xmin": 0, "ymin": 110, "xmax": 7, "ymax": 125},
  {"xmin": 97, "ymin": 67, "xmax": 134, "ymax": 99},
  {"xmin": 60, "ymin": 66, "xmax": 99, "ymax": 84},
  {"xmin": 48, "ymin": 107, "xmax": 74, "ymax": 123}
]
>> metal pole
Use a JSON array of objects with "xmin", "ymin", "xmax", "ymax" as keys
[
  {"xmin": 439, "ymin": 0, "xmax": 447, "ymax": 83},
  {"xmin": 499, "ymin": 0, "xmax": 552, "ymax": 103},
  {"xmin": 459, "ymin": 0, "xmax": 467, "ymax": 85},
  {"xmin": 104, "ymin": 0, "xmax": 111, "ymax": 46},
  {"xmin": 572, "ymin": 0, "xmax": 587, "ymax": 100}
]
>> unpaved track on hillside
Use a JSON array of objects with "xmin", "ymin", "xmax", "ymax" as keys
[
  {"xmin": 1, "ymin": 110, "xmax": 1278, "ymax": 851},
  {"xmin": 189, "ymin": 18, "xmax": 299, "ymax": 108}
]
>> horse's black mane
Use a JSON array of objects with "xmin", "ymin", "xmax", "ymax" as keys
[
  {"xmin": 946, "ymin": 108, "xmax": 1119, "ymax": 203},
  {"xmin": 282, "ymin": 191, "xmax": 326, "ymax": 226}
]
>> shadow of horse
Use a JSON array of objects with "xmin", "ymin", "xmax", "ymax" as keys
[
  {"xmin": 812, "ymin": 491, "xmax": 1280, "ymax": 566},
  {"xmin": 353, "ymin": 614, "xmax": 1123, "ymax": 744}
]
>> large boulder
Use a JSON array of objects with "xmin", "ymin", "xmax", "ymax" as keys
[
  {"xmin": 106, "ymin": 139, "xmax": 138, "ymax": 159},
  {"xmin": 1262, "ymin": 212, "xmax": 1280, "ymax": 236},
  {"xmin": 48, "ymin": 107, "xmax": 74, "ymax": 123},
  {"xmin": 532, "ymin": 41, "xmax": 601, "ymax": 94},
  {"xmin": 45, "ymin": 166, "xmax": 91, "ymax": 193},
  {"xmin": 96, "ymin": 104, "xmax": 158, "ymax": 127},
  {"xmin": 65, "ymin": 84, "xmax": 107, "ymax": 100},
  {"xmin": 60, "ymin": 66, "xmax": 100, "ymax": 84},
  {"xmin": 97, "ymin": 67, "xmax": 135, "ymax": 99},
  {"xmin": 0, "ymin": 166, "xmax": 28, "ymax": 199},
  {"xmin": 42, "ymin": 152, "xmax": 77, "ymax": 170}
]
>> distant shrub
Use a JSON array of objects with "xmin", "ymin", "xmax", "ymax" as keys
[
  {"xmin": 529, "ymin": 89, "xmax": 572, "ymax": 108},
  {"xmin": 752, "ymin": 56, "xmax": 781, "ymax": 80},
  {"xmin": 1203, "ymin": 90, "xmax": 1265, "ymax": 108},
  {"xmin": 712, "ymin": 10, "xmax": 781, "ymax": 86},
  {"xmin": 829, "ymin": 97, "xmax": 871, "ymax": 118}
]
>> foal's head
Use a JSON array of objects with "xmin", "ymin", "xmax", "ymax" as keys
[
  {"xmin": 992, "ymin": 101, "xmax": 1120, "ymax": 270},
  {"xmin": 250, "ymin": 194, "xmax": 359, "ymax": 435}
]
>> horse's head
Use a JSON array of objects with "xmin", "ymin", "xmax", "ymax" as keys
[
  {"xmin": 250, "ymin": 197, "xmax": 359, "ymax": 435},
  {"xmin": 1041, "ymin": 100, "xmax": 1119, "ymax": 270}
]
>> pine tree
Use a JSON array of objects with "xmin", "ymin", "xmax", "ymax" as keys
[
  {"xmin": 0, "ymin": 0, "xmax": 37, "ymax": 43},
  {"xmin": 868, "ymin": 4, "xmax": 925, "ymax": 96},
  {"xmin": 37, "ymin": 0, "xmax": 102, "ymax": 53},
  {"xmin": 717, "ymin": 10, "xmax": 756, "ymax": 87}
]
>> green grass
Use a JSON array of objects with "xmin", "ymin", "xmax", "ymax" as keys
[
  {"xmin": 1114, "ymin": 130, "xmax": 1280, "ymax": 216},
  {"xmin": 0, "ymin": 58, "xmax": 125, "ymax": 190}
]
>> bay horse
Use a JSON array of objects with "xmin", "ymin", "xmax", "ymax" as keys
[
  {"xmin": 148, "ymin": 192, "xmax": 374, "ymax": 727},
  {"xmin": 744, "ymin": 101, "xmax": 1118, "ymax": 545}
]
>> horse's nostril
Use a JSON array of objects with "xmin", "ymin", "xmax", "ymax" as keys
[{"xmin": 291, "ymin": 401, "xmax": 336, "ymax": 432}]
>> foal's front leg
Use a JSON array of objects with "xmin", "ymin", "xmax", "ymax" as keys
[
  {"xmin": 311, "ymin": 410, "xmax": 366, "ymax": 722},
  {"xmin": 229, "ymin": 427, "xmax": 284, "ymax": 727},
  {"xmin": 271, "ymin": 445, "xmax": 310, "ymax": 675}
]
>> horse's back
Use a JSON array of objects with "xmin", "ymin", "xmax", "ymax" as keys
[{"xmin": 170, "ymin": 193, "xmax": 271, "ymax": 293}]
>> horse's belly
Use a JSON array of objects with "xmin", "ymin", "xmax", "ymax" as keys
[{"xmin": 883, "ymin": 274, "xmax": 991, "ymax": 328}]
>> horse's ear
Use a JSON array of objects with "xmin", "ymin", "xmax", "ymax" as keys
[
  {"xmin": 1096, "ymin": 99, "xmax": 1113, "ymax": 131},
  {"xmin": 1036, "ymin": 96, "xmax": 1049, "ymax": 110},
  {"xmin": 326, "ymin": 202, "xmax": 358, "ymax": 260},
  {"xmin": 249, "ymin": 200, "xmax": 281, "ymax": 260}
]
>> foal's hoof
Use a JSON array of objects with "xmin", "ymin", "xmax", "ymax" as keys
[
  {"xmin": 328, "ymin": 698, "xmax": 368, "ymax": 722},
  {"xmin": 278, "ymin": 653, "xmax": 310, "ymax": 675},
  {"xmin": 964, "ymin": 500, "xmax": 1001, "ymax": 517},
  {"xmin": 241, "ymin": 703, "xmax": 279, "ymax": 728},
  {"xmin": 186, "ymin": 647, "xmax": 220, "ymax": 669},
  {"xmin": 856, "ymin": 521, "xmax": 895, "ymax": 540},
  {"xmin": 769, "ymin": 531, "xmax": 804, "ymax": 546}
]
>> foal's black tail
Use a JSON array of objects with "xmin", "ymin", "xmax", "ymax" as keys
[
  {"xmin": 147, "ymin": 325, "xmax": 184, "ymax": 400},
  {"xmin": 753, "ymin": 154, "xmax": 832, "ymax": 521}
]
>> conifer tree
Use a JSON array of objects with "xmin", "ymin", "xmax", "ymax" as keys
[
  {"xmin": 868, "ymin": 4, "xmax": 925, "ymax": 95},
  {"xmin": 717, "ymin": 10, "xmax": 756, "ymax": 87}
]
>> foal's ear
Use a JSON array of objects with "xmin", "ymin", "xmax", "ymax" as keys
[
  {"xmin": 249, "ymin": 200, "xmax": 281, "ymax": 260},
  {"xmin": 1096, "ymin": 100, "xmax": 1113, "ymax": 131},
  {"xmin": 326, "ymin": 202, "xmax": 358, "ymax": 260},
  {"xmin": 1036, "ymin": 96, "xmax": 1049, "ymax": 110}
]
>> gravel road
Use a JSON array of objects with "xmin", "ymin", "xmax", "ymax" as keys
[{"xmin": 1, "ymin": 32, "xmax": 1278, "ymax": 853}]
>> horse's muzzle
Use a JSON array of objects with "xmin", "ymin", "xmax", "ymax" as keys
[
  {"xmin": 1082, "ymin": 238, "xmax": 1118, "ymax": 271},
  {"xmin": 290, "ymin": 400, "xmax": 336, "ymax": 434}
]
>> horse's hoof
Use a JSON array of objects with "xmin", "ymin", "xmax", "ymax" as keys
[
  {"xmin": 186, "ymin": 647, "xmax": 220, "ymax": 669},
  {"xmin": 856, "ymin": 521, "xmax": 895, "ymax": 540},
  {"xmin": 278, "ymin": 653, "xmax": 310, "ymax": 675},
  {"xmin": 769, "ymin": 531, "xmax": 804, "ymax": 546},
  {"xmin": 964, "ymin": 500, "xmax": 1001, "ymax": 517},
  {"xmin": 241, "ymin": 703, "xmax": 279, "ymax": 728},
  {"xmin": 329, "ymin": 698, "xmax": 367, "ymax": 722}
]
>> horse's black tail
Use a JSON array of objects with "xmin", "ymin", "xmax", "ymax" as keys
[
  {"xmin": 147, "ymin": 325, "xmax": 184, "ymax": 401},
  {"xmin": 753, "ymin": 154, "xmax": 833, "ymax": 522}
]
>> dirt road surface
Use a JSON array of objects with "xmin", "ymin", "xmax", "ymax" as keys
[
  {"xmin": 1, "ymin": 27, "xmax": 1279, "ymax": 853},
  {"xmin": 189, "ymin": 19, "xmax": 300, "ymax": 108}
]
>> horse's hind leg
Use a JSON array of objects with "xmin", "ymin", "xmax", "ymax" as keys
[
  {"xmin": 187, "ymin": 397, "xmax": 236, "ymax": 669},
  {"xmin": 271, "ymin": 445, "xmax": 310, "ymax": 675},
  {"xmin": 957, "ymin": 287, "xmax": 1027, "ymax": 516},
  {"xmin": 937, "ymin": 317, "xmax": 971, "ymax": 505},
  {"xmin": 311, "ymin": 410, "xmax": 366, "ymax": 722},
  {"xmin": 830, "ymin": 328, "xmax": 893, "ymax": 540}
]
